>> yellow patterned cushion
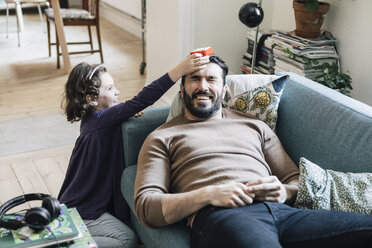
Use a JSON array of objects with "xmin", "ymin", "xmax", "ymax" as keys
[
  {"xmin": 45, "ymin": 8, "xmax": 95, "ymax": 21},
  {"xmin": 223, "ymin": 75, "xmax": 288, "ymax": 130}
]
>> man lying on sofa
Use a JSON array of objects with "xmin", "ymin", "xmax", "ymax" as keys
[{"xmin": 134, "ymin": 55, "xmax": 372, "ymax": 248}]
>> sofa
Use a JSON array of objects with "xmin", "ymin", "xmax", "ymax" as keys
[{"xmin": 120, "ymin": 72, "xmax": 372, "ymax": 248}]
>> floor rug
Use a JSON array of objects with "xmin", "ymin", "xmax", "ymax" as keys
[{"xmin": 0, "ymin": 114, "xmax": 80, "ymax": 157}]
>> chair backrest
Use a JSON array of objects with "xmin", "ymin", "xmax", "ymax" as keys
[{"xmin": 82, "ymin": 0, "xmax": 99, "ymax": 18}]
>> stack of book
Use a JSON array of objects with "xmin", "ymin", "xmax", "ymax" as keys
[
  {"xmin": 241, "ymin": 29, "xmax": 275, "ymax": 74},
  {"xmin": 271, "ymin": 31, "xmax": 338, "ymax": 79},
  {"xmin": 0, "ymin": 205, "xmax": 97, "ymax": 248}
]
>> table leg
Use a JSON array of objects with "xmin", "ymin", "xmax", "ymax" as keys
[{"xmin": 15, "ymin": 2, "xmax": 24, "ymax": 32}]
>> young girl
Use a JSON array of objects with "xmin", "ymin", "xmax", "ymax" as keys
[{"xmin": 58, "ymin": 54, "xmax": 210, "ymax": 248}]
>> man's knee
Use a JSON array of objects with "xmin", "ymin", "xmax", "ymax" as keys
[{"xmin": 192, "ymin": 206, "xmax": 280, "ymax": 248}]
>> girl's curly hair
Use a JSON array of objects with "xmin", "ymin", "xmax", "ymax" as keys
[{"xmin": 62, "ymin": 62, "xmax": 107, "ymax": 122}]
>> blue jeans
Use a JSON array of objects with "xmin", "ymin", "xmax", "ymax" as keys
[{"xmin": 190, "ymin": 202, "xmax": 372, "ymax": 248}]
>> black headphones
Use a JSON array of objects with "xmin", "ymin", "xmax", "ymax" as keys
[{"xmin": 0, "ymin": 193, "xmax": 61, "ymax": 231}]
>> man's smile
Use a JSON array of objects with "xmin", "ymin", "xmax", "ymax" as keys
[{"xmin": 192, "ymin": 92, "xmax": 214, "ymax": 102}]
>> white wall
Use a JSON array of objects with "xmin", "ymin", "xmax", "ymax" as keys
[
  {"xmin": 100, "ymin": 0, "xmax": 142, "ymax": 37},
  {"xmin": 108, "ymin": 0, "xmax": 372, "ymax": 106},
  {"xmin": 323, "ymin": 0, "xmax": 372, "ymax": 106},
  {"xmin": 270, "ymin": 0, "xmax": 372, "ymax": 106},
  {"xmin": 101, "ymin": 0, "xmax": 141, "ymax": 19},
  {"xmin": 194, "ymin": 0, "xmax": 273, "ymax": 74},
  {"xmin": 148, "ymin": 0, "xmax": 274, "ymax": 75},
  {"xmin": 145, "ymin": 0, "xmax": 196, "ymax": 104}
]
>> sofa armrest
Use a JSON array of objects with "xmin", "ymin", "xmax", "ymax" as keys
[
  {"xmin": 121, "ymin": 106, "xmax": 170, "ymax": 167},
  {"xmin": 122, "ymin": 166, "xmax": 190, "ymax": 248},
  {"xmin": 121, "ymin": 106, "xmax": 190, "ymax": 247}
]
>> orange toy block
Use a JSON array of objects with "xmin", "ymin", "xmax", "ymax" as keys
[{"xmin": 190, "ymin": 47, "xmax": 213, "ymax": 56}]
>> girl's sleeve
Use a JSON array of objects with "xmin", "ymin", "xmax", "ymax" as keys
[{"xmin": 96, "ymin": 73, "xmax": 175, "ymax": 126}]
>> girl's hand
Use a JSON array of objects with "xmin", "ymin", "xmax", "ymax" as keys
[
  {"xmin": 246, "ymin": 176, "xmax": 288, "ymax": 203},
  {"xmin": 133, "ymin": 111, "xmax": 144, "ymax": 117},
  {"xmin": 168, "ymin": 53, "xmax": 210, "ymax": 83},
  {"xmin": 179, "ymin": 53, "xmax": 210, "ymax": 75}
]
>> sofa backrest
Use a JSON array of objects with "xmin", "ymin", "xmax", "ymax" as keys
[
  {"xmin": 121, "ymin": 73, "xmax": 372, "ymax": 173},
  {"xmin": 121, "ymin": 105, "xmax": 170, "ymax": 167},
  {"xmin": 276, "ymin": 72, "xmax": 372, "ymax": 173}
]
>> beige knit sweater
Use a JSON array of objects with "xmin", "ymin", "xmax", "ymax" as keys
[{"xmin": 134, "ymin": 109, "xmax": 299, "ymax": 228}]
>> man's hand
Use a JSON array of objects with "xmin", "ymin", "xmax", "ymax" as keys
[
  {"xmin": 246, "ymin": 176, "xmax": 288, "ymax": 203},
  {"xmin": 207, "ymin": 182, "xmax": 255, "ymax": 208},
  {"xmin": 162, "ymin": 182, "xmax": 254, "ymax": 225}
]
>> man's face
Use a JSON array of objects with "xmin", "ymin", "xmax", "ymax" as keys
[{"xmin": 181, "ymin": 63, "xmax": 226, "ymax": 119}]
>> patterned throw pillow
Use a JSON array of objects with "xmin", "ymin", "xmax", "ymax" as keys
[
  {"xmin": 294, "ymin": 157, "xmax": 372, "ymax": 215},
  {"xmin": 166, "ymin": 74, "xmax": 288, "ymax": 131},
  {"xmin": 45, "ymin": 8, "xmax": 95, "ymax": 21},
  {"xmin": 223, "ymin": 75, "xmax": 288, "ymax": 130}
]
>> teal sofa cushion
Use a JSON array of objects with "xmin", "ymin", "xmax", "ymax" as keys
[
  {"xmin": 276, "ymin": 72, "xmax": 372, "ymax": 173},
  {"xmin": 121, "ymin": 106, "xmax": 170, "ymax": 167}
]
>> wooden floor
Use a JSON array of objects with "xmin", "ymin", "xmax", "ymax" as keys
[{"xmin": 0, "ymin": 11, "xmax": 151, "ymax": 212}]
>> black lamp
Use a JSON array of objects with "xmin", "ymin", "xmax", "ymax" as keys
[{"xmin": 239, "ymin": 1, "xmax": 264, "ymax": 74}]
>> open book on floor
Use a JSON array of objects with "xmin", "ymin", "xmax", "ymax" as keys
[{"xmin": 0, "ymin": 204, "xmax": 80, "ymax": 248}]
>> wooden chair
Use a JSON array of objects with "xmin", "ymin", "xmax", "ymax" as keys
[{"xmin": 45, "ymin": 0, "xmax": 104, "ymax": 68}]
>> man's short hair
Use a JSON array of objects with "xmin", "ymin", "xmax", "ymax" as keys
[{"xmin": 181, "ymin": 55, "xmax": 229, "ymax": 86}]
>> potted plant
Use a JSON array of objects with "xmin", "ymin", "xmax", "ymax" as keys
[
  {"xmin": 278, "ymin": 48, "xmax": 353, "ymax": 96},
  {"xmin": 293, "ymin": 0, "xmax": 330, "ymax": 39},
  {"xmin": 314, "ymin": 62, "xmax": 353, "ymax": 96}
]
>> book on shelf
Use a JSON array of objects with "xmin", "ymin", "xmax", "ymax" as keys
[
  {"xmin": 246, "ymin": 40, "xmax": 271, "ymax": 58},
  {"xmin": 246, "ymin": 29, "xmax": 275, "ymax": 49},
  {"xmin": 272, "ymin": 40, "xmax": 338, "ymax": 59},
  {"xmin": 243, "ymin": 30, "xmax": 275, "ymax": 75},
  {"xmin": 271, "ymin": 32, "xmax": 336, "ymax": 50},
  {"xmin": 0, "ymin": 204, "xmax": 80, "ymax": 248},
  {"xmin": 243, "ymin": 52, "xmax": 271, "ymax": 67},
  {"xmin": 274, "ymin": 60, "xmax": 323, "ymax": 80},
  {"xmin": 274, "ymin": 31, "xmax": 336, "ymax": 47},
  {"xmin": 242, "ymin": 58, "xmax": 271, "ymax": 73},
  {"xmin": 271, "ymin": 31, "xmax": 338, "ymax": 59},
  {"xmin": 240, "ymin": 64, "xmax": 261, "ymax": 74},
  {"xmin": 275, "ymin": 59, "xmax": 309, "ymax": 74},
  {"xmin": 273, "ymin": 47, "xmax": 337, "ymax": 70},
  {"xmin": 273, "ymin": 46, "xmax": 337, "ymax": 65},
  {"xmin": 241, "ymin": 63, "xmax": 272, "ymax": 75}
]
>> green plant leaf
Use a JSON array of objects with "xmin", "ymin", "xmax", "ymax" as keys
[
  {"xmin": 314, "ymin": 62, "xmax": 353, "ymax": 95},
  {"xmin": 303, "ymin": 0, "xmax": 319, "ymax": 12}
]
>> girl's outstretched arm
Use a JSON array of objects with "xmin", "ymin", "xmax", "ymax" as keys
[{"xmin": 95, "ymin": 53, "xmax": 210, "ymax": 125}]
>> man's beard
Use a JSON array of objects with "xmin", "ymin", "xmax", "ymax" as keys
[{"xmin": 183, "ymin": 88, "xmax": 223, "ymax": 118}]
